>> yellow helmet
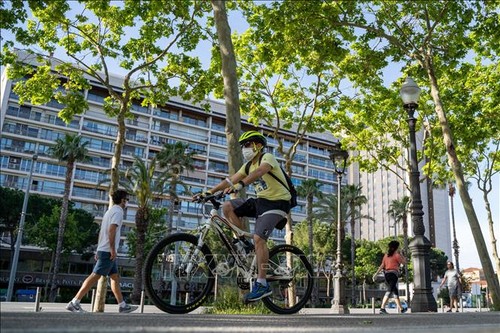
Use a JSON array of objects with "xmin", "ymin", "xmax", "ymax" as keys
[{"xmin": 238, "ymin": 131, "xmax": 267, "ymax": 147}]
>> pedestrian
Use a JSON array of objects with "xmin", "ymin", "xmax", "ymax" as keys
[
  {"xmin": 439, "ymin": 261, "xmax": 462, "ymax": 312},
  {"xmin": 373, "ymin": 240, "xmax": 407, "ymax": 314},
  {"xmin": 66, "ymin": 189, "xmax": 137, "ymax": 313},
  {"xmin": 193, "ymin": 130, "xmax": 291, "ymax": 303}
]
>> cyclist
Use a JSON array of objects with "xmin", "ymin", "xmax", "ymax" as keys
[{"xmin": 195, "ymin": 130, "xmax": 291, "ymax": 302}]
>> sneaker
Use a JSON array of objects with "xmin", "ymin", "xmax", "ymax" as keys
[
  {"xmin": 379, "ymin": 308, "xmax": 388, "ymax": 314},
  {"xmin": 244, "ymin": 282, "xmax": 272, "ymax": 303},
  {"xmin": 119, "ymin": 304, "xmax": 138, "ymax": 313},
  {"xmin": 66, "ymin": 301, "xmax": 86, "ymax": 313},
  {"xmin": 401, "ymin": 307, "xmax": 407, "ymax": 314},
  {"xmin": 447, "ymin": 309, "xmax": 452, "ymax": 312}
]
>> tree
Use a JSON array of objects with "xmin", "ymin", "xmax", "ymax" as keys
[
  {"xmin": 448, "ymin": 184, "xmax": 460, "ymax": 272},
  {"xmin": 125, "ymin": 207, "xmax": 167, "ymax": 272},
  {"xmin": 355, "ymin": 239, "xmax": 383, "ymax": 304},
  {"xmin": 47, "ymin": 133, "xmax": 89, "ymax": 301},
  {"xmin": 156, "ymin": 142, "xmax": 195, "ymax": 236},
  {"xmin": 210, "ymin": 0, "xmax": 245, "ymax": 185},
  {"xmin": 470, "ymin": 144, "xmax": 500, "ymax": 283},
  {"xmin": 0, "ymin": 187, "xmax": 60, "ymax": 260},
  {"xmin": 229, "ymin": 1, "xmax": 351, "ymax": 246},
  {"xmin": 296, "ymin": 179, "xmax": 323, "ymax": 263},
  {"xmin": 2, "ymin": 0, "xmax": 216, "ymax": 310},
  {"xmin": 249, "ymin": 0, "xmax": 500, "ymax": 309},
  {"xmin": 293, "ymin": 219, "xmax": 335, "ymax": 303},
  {"xmin": 342, "ymin": 184, "xmax": 368, "ymax": 305},
  {"xmin": 113, "ymin": 156, "xmax": 172, "ymax": 304},
  {"xmin": 296, "ymin": 178, "xmax": 322, "ymax": 304},
  {"xmin": 26, "ymin": 205, "xmax": 98, "ymax": 300}
]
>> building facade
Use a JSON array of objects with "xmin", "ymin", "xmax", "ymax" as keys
[
  {"xmin": 1, "ymin": 58, "xmax": 452, "ymax": 300},
  {"xmin": 0, "ymin": 64, "xmax": 341, "ymax": 297}
]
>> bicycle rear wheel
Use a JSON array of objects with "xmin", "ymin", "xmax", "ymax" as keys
[
  {"xmin": 262, "ymin": 244, "xmax": 313, "ymax": 314},
  {"xmin": 144, "ymin": 233, "xmax": 216, "ymax": 314}
]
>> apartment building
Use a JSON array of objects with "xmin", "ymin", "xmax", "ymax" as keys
[
  {"xmin": 0, "ymin": 58, "xmax": 452, "ymax": 298},
  {"xmin": 349, "ymin": 146, "xmax": 452, "ymax": 260},
  {"xmin": 0, "ymin": 64, "xmax": 340, "ymax": 251}
]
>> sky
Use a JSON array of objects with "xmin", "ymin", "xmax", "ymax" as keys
[{"xmin": 1, "ymin": 1, "xmax": 498, "ymax": 271}]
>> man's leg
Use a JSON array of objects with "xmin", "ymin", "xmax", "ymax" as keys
[
  {"xmin": 110, "ymin": 273, "xmax": 138, "ymax": 313},
  {"xmin": 254, "ymin": 234, "xmax": 268, "ymax": 280},
  {"xmin": 67, "ymin": 273, "xmax": 101, "ymax": 312},
  {"xmin": 74, "ymin": 273, "xmax": 101, "ymax": 300},
  {"xmin": 222, "ymin": 201, "xmax": 245, "ymax": 230},
  {"xmin": 109, "ymin": 273, "xmax": 124, "ymax": 304}
]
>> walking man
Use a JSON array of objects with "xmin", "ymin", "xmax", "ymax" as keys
[{"xmin": 66, "ymin": 189, "xmax": 137, "ymax": 313}]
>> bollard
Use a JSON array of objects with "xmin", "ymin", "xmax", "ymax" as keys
[
  {"xmin": 90, "ymin": 289, "xmax": 96, "ymax": 313},
  {"xmin": 140, "ymin": 290, "xmax": 145, "ymax": 314},
  {"xmin": 372, "ymin": 297, "xmax": 375, "ymax": 314},
  {"xmin": 34, "ymin": 287, "xmax": 41, "ymax": 312},
  {"xmin": 439, "ymin": 298, "xmax": 443, "ymax": 313},
  {"xmin": 478, "ymin": 295, "xmax": 481, "ymax": 312}
]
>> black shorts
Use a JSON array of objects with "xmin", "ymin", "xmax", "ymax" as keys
[{"xmin": 230, "ymin": 198, "xmax": 290, "ymax": 240}]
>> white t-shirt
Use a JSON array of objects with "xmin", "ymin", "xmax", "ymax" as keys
[
  {"xmin": 444, "ymin": 269, "xmax": 460, "ymax": 289},
  {"xmin": 97, "ymin": 204, "xmax": 124, "ymax": 252}
]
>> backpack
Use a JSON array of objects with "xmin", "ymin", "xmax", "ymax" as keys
[{"xmin": 244, "ymin": 153, "xmax": 298, "ymax": 208}]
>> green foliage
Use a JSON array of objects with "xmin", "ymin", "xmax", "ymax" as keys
[
  {"xmin": 204, "ymin": 285, "xmax": 271, "ymax": 314},
  {"xmin": 0, "ymin": 187, "xmax": 60, "ymax": 240},
  {"xmin": 26, "ymin": 205, "xmax": 98, "ymax": 255},
  {"xmin": 293, "ymin": 219, "xmax": 334, "ymax": 262},
  {"xmin": 126, "ymin": 207, "xmax": 167, "ymax": 259},
  {"xmin": 430, "ymin": 248, "xmax": 449, "ymax": 282}
]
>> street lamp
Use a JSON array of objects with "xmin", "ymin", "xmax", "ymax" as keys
[
  {"xmin": 330, "ymin": 144, "xmax": 349, "ymax": 314},
  {"xmin": 400, "ymin": 77, "xmax": 437, "ymax": 312},
  {"xmin": 6, "ymin": 154, "xmax": 38, "ymax": 302}
]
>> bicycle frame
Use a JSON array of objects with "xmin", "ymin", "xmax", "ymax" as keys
[{"xmin": 190, "ymin": 195, "xmax": 257, "ymax": 282}]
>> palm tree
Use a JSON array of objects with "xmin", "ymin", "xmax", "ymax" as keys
[
  {"xmin": 118, "ymin": 156, "xmax": 172, "ymax": 304},
  {"xmin": 297, "ymin": 179, "xmax": 323, "ymax": 305},
  {"xmin": 313, "ymin": 192, "xmax": 344, "ymax": 302},
  {"xmin": 156, "ymin": 142, "xmax": 195, "ymax": 235},
  {"xmin": 342, "ymin": 184, "xmax": 368, "ymax": 306},
  {"xmin": 448, "ymin": 184, "xmax": 460, "ymax": 272},
  {"xmin": 48, "ymin": 134, "xmax": 89, "ymax": 301},
  {"xmin": 388, "ymin": 196, "xmax": 411, "ymax": 301}
]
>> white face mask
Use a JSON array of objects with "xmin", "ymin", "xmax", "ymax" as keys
[{"xmin": 242, "ymin": 147, "xmax": 258, "ymax": 161}]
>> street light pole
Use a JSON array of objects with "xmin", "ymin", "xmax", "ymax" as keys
[
  {"xmin": 400, "ymin": 77, "xmax": 437, "ymax": 312},
  {"xmin": 6, "ymin": 154, "xmax": 38, "ymax": 302},
  {"xmin": 330, "ymin": 145, "xmax": 349, "ymax": 314}
]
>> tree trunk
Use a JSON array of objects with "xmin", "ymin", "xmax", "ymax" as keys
[
  {"xmin": 350, "ymin": 209, "xmax": 356, "ymax": 306},
  {"xmin": 423, "ymin": 56, "xmax": 500, "ymax": 309},
  {"xmin": 307, "ymin": 195, "xmax": 315, "ymax": 304},
  {"xmin": 95, "ymin": 101, "xmax": 127, "ymax": 312},
  {"xmin": 49, "ymin": 159, "xmax": 74, "ymax": 302},
  {"xmin": 131, "ymin": 207, "xmax": 148, "ymax": 304},
  {"xmin": 211, "ymin": 0, "xmax": 243, "ymax": 178},
  {"xmin": 482, "ymin": 189, "xmax": 500, "ymax": 283}
]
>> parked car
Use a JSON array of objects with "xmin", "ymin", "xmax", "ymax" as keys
[{"xmin": 387, "ymin": 300, "xmax": 408, "ymax": 310}]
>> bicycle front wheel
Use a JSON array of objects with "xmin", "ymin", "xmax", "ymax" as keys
[
  {"xmin": 144, "ymin": 233, "xmax": 215, "ymax": 314},
  {"xmin": 262, "ymin": 244, "xmax": 313, "ymax": 315}
]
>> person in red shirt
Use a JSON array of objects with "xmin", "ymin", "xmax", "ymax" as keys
[{"xmin": 373, "ymin": 240, "xmax": 407, "ymax": 314}]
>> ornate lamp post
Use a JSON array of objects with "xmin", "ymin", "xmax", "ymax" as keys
[
  {"xmin": 400, "ymin": 77, "xmax": 437, "ymax": 312},
  {"xmin": 330, "ymin": 145, "xmax": 349, "ymax": 314}
]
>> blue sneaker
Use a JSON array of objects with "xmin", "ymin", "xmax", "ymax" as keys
[{"xmin": 244, "ymin": 282, "xmax": 272, "ymax": 303}]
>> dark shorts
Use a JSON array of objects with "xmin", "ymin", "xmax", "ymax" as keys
[
  {"xmin": 93, "ymin": 251, "xmax": 118, "ymax": 276},
  {"xmin": 384, "ymin": 271, "xmax": 399, "ymax": 297},
  {"xmin": 448, "ymin": 285, "xmax": 460, "ymax": 297},
  {"xmin": 230, "ymin": 197, "xmax": 290, "ymax": 240}
]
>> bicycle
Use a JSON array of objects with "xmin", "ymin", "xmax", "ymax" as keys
[{"xmin": 143, "ymin": 192, "xmax": 313, "ymax": 315}]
